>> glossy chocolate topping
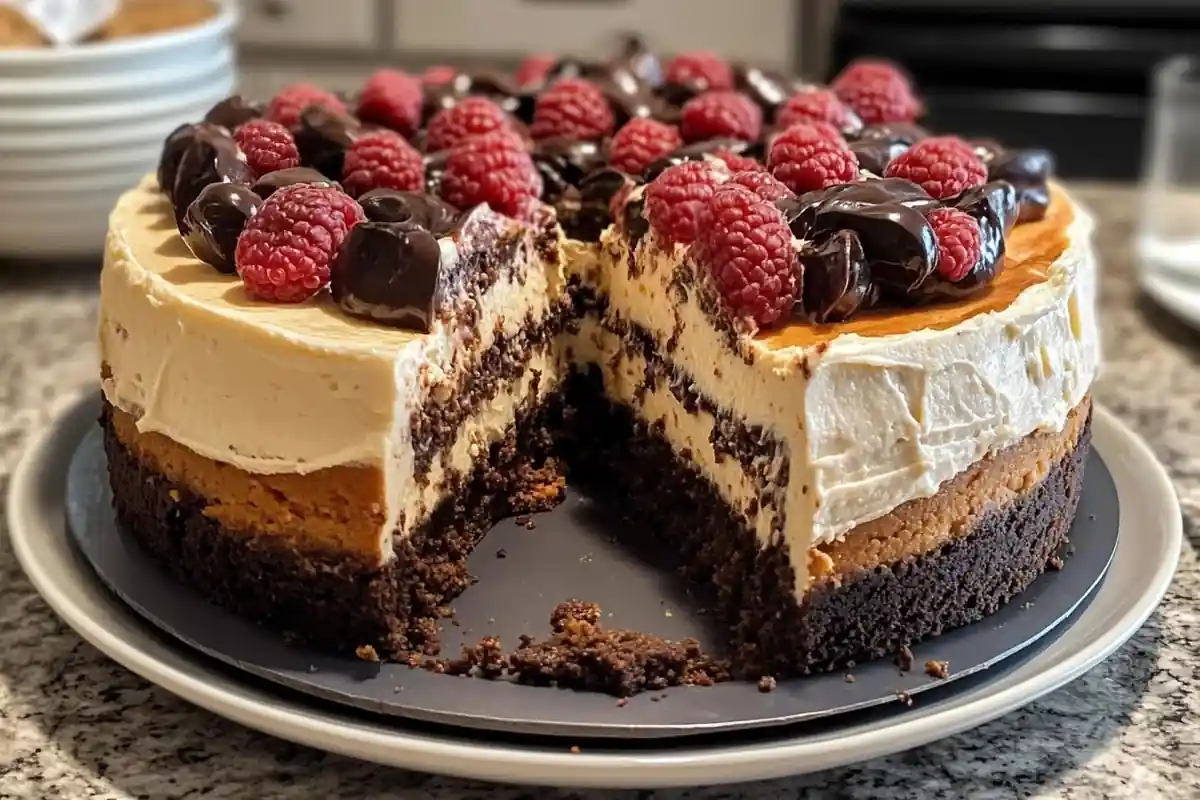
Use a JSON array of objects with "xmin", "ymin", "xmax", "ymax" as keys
[
  {"xmin": 179, "ymin": 182, "xmax": 263, "ymax": 274},
  {"xmin": 734, "ymin": 66, "xmax": 792, "ymax": 122},
  {"xmin": 798, "ymin": 229, "xmax": 879, "ymax": 323},
  {"xmin": 848, "ymin": 122, "xmax": 929, "ymax": 175},
  {"xmin": 171, "ymin": 125, "xmax": 254, "ymax": 227},
  {"xmin": 423, "ymin": 150, "xmax": 450, "ymax": 197},
  {"xmin": 203, "ymin": 95, "xmax": 264, "ymax": 130},
  {"xmin": 910, "ymin": 180, "xmax": 1016, "ymax": 303},
  {"xmin": 250, "ymin": 167, "xmax": 336, "ymax": 200},
  {"xmin": 643, "ymin": 138, "xmax": 754, "ymax": 181},
  {"xmin": 158, "ymin": 123, "xmax": 201, "ymax": 199},
  {"xmin": 331, "ymin": 221, "xmax": 445, "ymax": 332},
  {"xmin": 358, "ymin": 189, "xmax": 460, "ymax": 235},
  {"xmin": 423, "ymin": 72, "xmax": 533, "ymax": 125},
  {"xmin": 781, "ymin": 179, "xmax": 940, "ymax": 296},
  {"xmin": 295, "ymin": 106, "xmax": 363, "ymax": 180},
  {"xmin": 532, "ymin": 137, "xmax": 609, "ymax": 202}
]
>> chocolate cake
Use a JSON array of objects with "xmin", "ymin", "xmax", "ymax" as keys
[{"xmin": 97, "ymin": 42, "xmax": 1099, "ymax": 691}]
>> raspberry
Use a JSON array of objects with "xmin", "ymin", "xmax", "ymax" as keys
[
  {"xmin": 356, "ymin": 69, "xmax": 423, "ymax": 136},
  {"xmin": 342, "ymin": 130, "xmax": 425, "ymax": 196},
  {"xmin": 680, "ymin": 91, "xmax": 762, "ymax": 143},
  {"xmin": 529, "ymin": 78, "xmax": 615, "ymax": 141},
  {"xmin": 426, "ymin": 97, "xmax": 512, "ymax": 153},
  {"xmin": 516, "ymin": 53, "xmax": 556, "ymax": 88},
  {"xmin": 609, "ymin": 118, "xmax": 683, "ymax": 175},
  {"xmin": 264, "ymin": 83, "xmax": 346, "ymax": 130},
  {"xmin": 233, "ymin": 119, "xmax": 300, "ymax": 177},
  {"xmin": 692, "ymin": 185, "xmax": 797, "ymax": 328},
  {"xmin": 729, "ymin": 170, "xmax": 794, "ymax": 202},
  {"xmin": 440, "ymin": 131, "xmax": 543, "ymax": 219},
  {"xmin": 644, "ymin": 160, "xmax": 725, "ymax": 247},
  {"xmin": 832, "ymin": 60, "xmax": 921, "ymax": 125},
  {"xmin": 235, "ymin": 184, "xmax": 364, "ymax": 303},
  {"xmin": 767, "ymin": 123, "xmax": 860, "ymax": 194},
  {"xmin": 422, "ymin": 65, "xmax": 456, "ymax": 86},
  {"xmin": 777, "ymin": 89, "xmax": 854, "ymax": 133},
  {"xmin": 712, "ymin": 149, "xmax": 763, "ymax": 173},
  {"xmin": 884, "ymin": 136, "xmax": 987, "ymax": 199},
  {"xmin": 664, "ymin": 51, "xmax": 734, "ymax": 91},
  {"xmin": 927, "ymin": 207, "xmax": 983, "ymax": 282}
]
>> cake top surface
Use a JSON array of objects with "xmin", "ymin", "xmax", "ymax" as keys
[
  {"xmin": 134, "ymin": 44, "xmax": 1065, "ymax": 350},
  {"xmin": 108, "ymin": 172, "xmax": 1077, "ymax": 357}
]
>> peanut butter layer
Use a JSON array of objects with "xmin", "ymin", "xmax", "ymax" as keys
[
  {"xmin": 808, "ymin": 394, "xmax": 1091, "ymax": 585},
  {"xmin": 766, "ymin": 187, "xmax": 1075, "ymax": 349},
  {"xmin": 111, "ymin": 406, "xmax": 386, "ymax": 558}
]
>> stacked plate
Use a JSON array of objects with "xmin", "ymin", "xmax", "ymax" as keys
[{"xmin": 0, "ymin": 2, "xmax": 237, "ymax": 259}]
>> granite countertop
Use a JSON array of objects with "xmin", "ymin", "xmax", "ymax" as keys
[{"xmin": 1, "ymin": 184, "xmax": 1198, "ymax": 799}]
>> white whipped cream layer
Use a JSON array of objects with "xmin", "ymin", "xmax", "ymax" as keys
[{"xmin": 100, "ymin": 176, "xmax": 566, "ymax": 561}]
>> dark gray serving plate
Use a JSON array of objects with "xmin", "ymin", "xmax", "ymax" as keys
[{"xmin": 66, "ymin": 407, "xmax": 1118, "ymax": 740}]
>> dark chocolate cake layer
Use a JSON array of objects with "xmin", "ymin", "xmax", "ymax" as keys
[{"xmin": 101, "ymin": 363, "xmax": 1089, "ymax": 679}]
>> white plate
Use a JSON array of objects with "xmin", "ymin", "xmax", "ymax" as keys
[{"xmin": 7, "ymin": 393, "xmax": 1183, "ymax": 789}]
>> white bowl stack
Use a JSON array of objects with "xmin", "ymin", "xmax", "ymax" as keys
[{"xmin": 0, "ymin": 2, "xmax": 237, "ymax": 258}]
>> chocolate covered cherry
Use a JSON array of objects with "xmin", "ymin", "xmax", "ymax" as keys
[
  {"xmin": 798, "ymin": 229, "xmax": 878, "ymax": 323},
  {"xmin": 180, "ymin": 182, "xmax": 263, "ymax": 274},
  {"xmin": 171, "ymin": 125, "xmax": 254, "ymax": 227}
]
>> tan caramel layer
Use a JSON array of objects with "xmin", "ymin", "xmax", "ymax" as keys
[
  {"xmin": 766, "ymin": 188, "xmax": 1075, "ymax": 349},
  {"xmin": 808, "ymin": 395, "xmax": 1091, "ymax": 586},
  {"xmin": 111, "ymin": 406, "xmax": 386, "ymax": 558}
]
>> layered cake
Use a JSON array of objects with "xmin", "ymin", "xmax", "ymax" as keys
[{"xmin": 98, "ymin": 43, "xmax": 1099, "ymax": 686}]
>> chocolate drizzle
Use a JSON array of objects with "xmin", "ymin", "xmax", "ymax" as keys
[{"xmin": 180, "ymin": 183, "xmax": 263, "ymax": 274}]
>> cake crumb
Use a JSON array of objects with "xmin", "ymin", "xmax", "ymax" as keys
[
  {"xmin": 896, "ymin": 691, "xmax": 913, "ymax": 706},
  {"xmin": 757, "ymin": 675, "xmax": 777, "ymax": 693},
  {"xmin": 569, "ymin": 745, "xmax": 581, "ymax": 754},
  {"xmin": 844, "ymin": 674, "xmax": 856, "ymax": 684},
  {"xmin": 306, "ymin": 664, "xmax": 318, "ymax": 674},
  {"xmin": 1048, "ymin": 555, "xmax": 1065, "ymax": 570},
  {"xmin": 496, "ymin": 548, "xmax": 507, "ymax": 559},
  {"xmin": 894, "ymin": 645, "xmax": 914, "ymax": 672},
  {"xmin": 616, "ymin": 697, "xmax": 628, "ymax": 708},
  {"xmin": 355, "ymin": 644, "xmax": 379, "ymax": 662},
  {"xmin": 925, "ymin": 660, "xmax": 950, "ymax": 679}
]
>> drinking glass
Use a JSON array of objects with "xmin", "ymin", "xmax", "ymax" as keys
[{"xmin": 1138, "ymin": 55, "xmax": 1200, "ymax": 278}]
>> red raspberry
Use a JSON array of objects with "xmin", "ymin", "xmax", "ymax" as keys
[
  {"xmin": 342, "ymin": 130, "xmax": 425, "ymax": 196},
  {"xmin": 680, "ymin": 91, "xmax": 762, "ymax": 143},
  {"xmin": 426, "ymin": 97, "xmax": 512, "ymax": 153},
  {"xmin": 692, "ymin": 184, "xmax": 797, "ymax": 328},
  {"xmin": 927, "ymin": 207, "xmax": 983, "ymax": 282},
  {"xmin": 233, "ymin": 119, "xmax": 300, "ymax": 177},
  {"xmin": 422, "ymin": 65, "xmax": 456, "ymax": 86},
  {"xmin": 264, "ymin": 83, "xmax": 346, "ymax": 130},
  {"xmin": 884, "ymin": 136, "xmax": 987, "ymax": 199},
  {"xmin": 516, "ymin": 53, "xmax": 556, "ymax": 88},
  {"xmin": 529, "ymin": 78, "xmax": 615, "ymax": 141},
  {"xmin": 712, "ymin": 149, "xmax": 763, "ymax": 173},
  {"xmin": 644, "ymin": 160, "xmax": 725, "ymax": 247},
  {"xmin": 777, "ymin": 89, "xmax": 854, "ymax": 133},
  {"xmin": 664, "ymin": 51, "xmax": 734, "ymax": 91},
  {"xmin": 356, "ymin": 69, "xmax": 423, "ymax": 137},
  {"xmin": 729, "ymin": 170, "xmax": 794, "ymax": 202},
  {"xmin": 832, "ymin": 59, "xmax": 921, "ymax": 125},
  {"xmin": 440, "ymin": 131, "xmax": 543, "ymax": 219},
  {"xmin": 767, "ymin": 123, "xmax": 860, "ymax": 194},
  {"xmin": 235, "ymin": 184, "xmax": 364, "ymax": 303},
  {"xmin": 609, "ymin": 118, "xmax": 683, "ymax": 175}
]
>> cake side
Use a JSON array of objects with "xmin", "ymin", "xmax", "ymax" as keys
[{"xmin": 100, "ymin": 176, "xmax": 570, "ymax": 563}]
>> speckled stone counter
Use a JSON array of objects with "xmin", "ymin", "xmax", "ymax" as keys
[{"xmin": 1, "ymin": 184, "xmax": 1198, "ymax": 799}]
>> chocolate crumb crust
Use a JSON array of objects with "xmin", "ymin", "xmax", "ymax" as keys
[{"xmin": 103, "ymin": 361, "xmax": 1089, "ymax": 685}]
